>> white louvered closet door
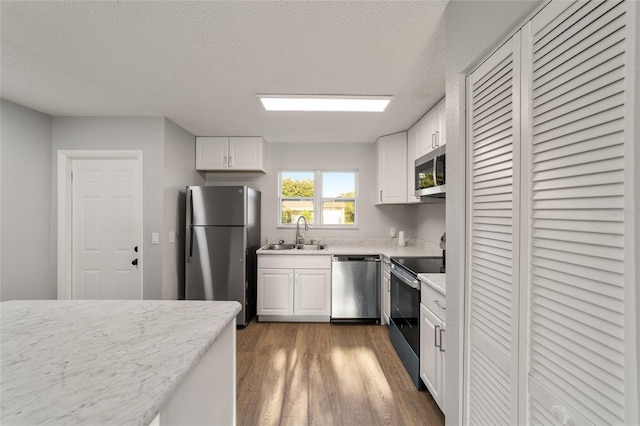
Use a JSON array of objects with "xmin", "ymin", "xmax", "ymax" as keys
[
  {"xmin": 522, "ymin": 0, "xmax": 636, "ymax": 424},
  {"xmin": 465, "ymin": 34, "xmax": 521, "ymax": 426}
]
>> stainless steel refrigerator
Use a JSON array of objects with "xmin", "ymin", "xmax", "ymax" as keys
[{"xmin": 185, "ymin": 186, "xmax": 261, "ymax": 326}]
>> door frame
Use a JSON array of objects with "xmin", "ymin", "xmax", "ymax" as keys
[{"xmin": 57, "ymin": 150, "xmax": 144, "ymax": 300}]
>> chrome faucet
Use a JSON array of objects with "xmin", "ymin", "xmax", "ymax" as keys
[{"xmin": 296, "ymin": 216, "xmax": 309, "ymax": 245}]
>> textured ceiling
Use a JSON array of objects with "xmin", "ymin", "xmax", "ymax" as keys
[{"xmin": 1, "ymin": 1, "xmax": 446, "ymax": 143}]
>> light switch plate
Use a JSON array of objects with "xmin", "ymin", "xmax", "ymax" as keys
[
  {"xmin": 151, "ymin": 232, "xmax": 160, "ymax": 245},
  {"xmin": 169, "ymin": 231, "xmax": 175, "ymax": 244}
]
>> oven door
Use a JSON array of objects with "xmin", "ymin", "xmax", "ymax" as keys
[{"xmin": 390, "ymin": 267, "xmax": 420, "ymax": 355}]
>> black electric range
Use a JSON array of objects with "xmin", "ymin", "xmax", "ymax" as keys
[
  {"xmin": 391, "ymin": 256, "xmax": 445, "ymax": 276},
  {"xmin": 388, "ymin": 255, "xmax": 444, "ymax": 389}
]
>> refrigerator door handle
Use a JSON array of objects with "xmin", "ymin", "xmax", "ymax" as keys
[
  {"xmin": 187, "ymin": 189, "xmax": 194, "ymax": 263},
  {"xmin": 188, "ymin": 226, "xmax": 194, "ymax": 262}
]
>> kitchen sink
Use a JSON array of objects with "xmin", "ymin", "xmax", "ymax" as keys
[
  {"xmin": 263, "ymin": 244, "xmax": 326, "ymax": 251},
  {"xmin": 265, "ymin": 244, "xmax": 297, "ymax": 250},
  {"xmin": 297, "ymin": 244, "xmax": 326, "ymax": 250}
]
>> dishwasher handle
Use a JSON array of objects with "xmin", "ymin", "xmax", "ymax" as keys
[{"xmin": 332, "ymin": 255, "xmax": 380, "ymax": 262}]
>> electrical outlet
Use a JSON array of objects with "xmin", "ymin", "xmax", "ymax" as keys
[{"xmin": 390, "ymin": 227, "xmax": 396, "ymax": 237}]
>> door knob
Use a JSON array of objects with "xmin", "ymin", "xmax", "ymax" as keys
[
  {"xmin": 132, "ymin": 259, "xmax": 138, "ymax": 266},
  {"xmin": 134, "ymin": 246, "xmax": 138, "ymax": 253}
]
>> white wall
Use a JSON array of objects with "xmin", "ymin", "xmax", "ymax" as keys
[
  {"xmin": 443, "ymin": 1, "xmax": 543, "ymax": 424},
  {"xmin": 52, "ymin": 117, "xmax": 166, "ymax": 300},
  {"xmin": 206, "ymin": 142, "xmax": 420, "ymax": 244},
  {"xmin": 163, "ymin": 118, "xmax": 202, "ymax": 300},
  {"xmin": 414, "ymin": 202, "xmax": 446, "ymax": 246},
  {"xmin": 1, "ymin": 99, "xmax": 54, "ymax": 301}
]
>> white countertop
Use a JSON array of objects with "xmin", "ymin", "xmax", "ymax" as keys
[
  {"xmin": 419, "ymin": 273, "xmax": 446, "ymax": 294},
  {"xmin": 257, "ymin": 239, "xmax": 441, "ymax": 259},
  {"xmin": 0, "ymin": 300, "xmax": 241, "ymax": 426}
]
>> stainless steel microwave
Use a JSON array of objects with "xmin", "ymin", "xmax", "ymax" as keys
[{"xmin": 415, "ymin": 145, "xmax": 446, "ymax": 198}]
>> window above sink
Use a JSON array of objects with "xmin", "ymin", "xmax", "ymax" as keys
[{"xmin": 278, "ymin": 170, "xmax": 358, "ymax": 228}]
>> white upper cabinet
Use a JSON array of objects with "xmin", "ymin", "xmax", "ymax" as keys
[
  {"xmin": 376, "ymin": 131, "xmax": 408, "ymax": 204},
  {"xmin": 196, "ymin": 136, "xmax": 265, "ymax": 171},
  {"xmin": 415, "ymin": 97, "xmax": 446, "ymax": 159},
  {"xmin": 196, "ymin": 137, "xmax": 228, "ymax": 170}
]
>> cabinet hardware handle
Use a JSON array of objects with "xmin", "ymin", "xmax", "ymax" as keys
[
  {"xmin": 229, "ymin": 156, "xmax": 233, "ymax": 167},
  {"xmin": 435, "ymin": 131, "xmax": 440, "ymax": 147},
  {"xmin": 432, "ymin": 133, "xmax": 436, "ymax": 149},
  {"xmin": 434, "ymin": 299, "xmax": 446, "ymax": 310},
  {"xmin": 435, "ymin": 325, "xmax": 441, "ymax": 348},
  {"xmin": 224, "ymin": 155, "xmax": 228, "ymax": 167},
  {"xmin": 380, "ymin": 190, "xmax": 383, "ymax": 202},
  {"xmin": 439, "ymin": 328, "xmax": 445, "ymax": 352}
]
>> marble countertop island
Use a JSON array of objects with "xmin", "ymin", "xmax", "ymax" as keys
[{"xmin": 0, "ymin": 300, "xmax": 241, "ymax": 426}]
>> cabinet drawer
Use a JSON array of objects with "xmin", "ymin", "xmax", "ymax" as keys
[
  {"xmin": 529, "ymin": 376, "xmax": 592, "ymax": 426},
  {"xmin": 258, "ymin": 255, "xmax": 331, "ymax": 270},
  {"xmin": 421, "ymin": 282, "xmax": 446, "ymax": 320}
]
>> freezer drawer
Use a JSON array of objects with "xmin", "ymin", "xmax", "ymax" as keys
[{"xmin": 331, "ymin": 255, "xmax": 380, "ymax": 321}]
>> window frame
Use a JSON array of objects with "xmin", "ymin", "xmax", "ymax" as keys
[{"xmin": 278, "ymin": 169, "xmax": 359, "ymax": 228}]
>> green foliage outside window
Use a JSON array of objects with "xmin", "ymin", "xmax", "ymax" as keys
[
  {"xmin": 281, "ymin": 178, "xmax": 314, "ymax": 197},
  {"xmin": 340, "ymin": 191, "xmax": 355, "ymax": 224}
]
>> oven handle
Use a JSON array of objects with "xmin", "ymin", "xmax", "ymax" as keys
[{"xmin": 391, "ymin": 268, "xmax": 420, "ymax": 290}]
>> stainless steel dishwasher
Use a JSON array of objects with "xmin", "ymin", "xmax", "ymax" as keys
[{"xmin": 331, "ymin": 255, "xmax": 381, "ymax": 322}]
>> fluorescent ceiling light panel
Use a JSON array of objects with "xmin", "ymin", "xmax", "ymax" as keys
[{"xmin": 258, "ymin": 95, "xmax": 392, "ymax": 112}]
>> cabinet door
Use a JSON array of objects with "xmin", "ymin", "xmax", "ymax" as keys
[
  {"xmin": 418, "ymin": 109, "xmax": 437, "ymax": 157},
  {"xmin": 466, "ymin": 33, "xmax": 521, "ymax": 426},
  {"xmin": 376, "ymin": 132, "xmax": 407, "ymax": 204},
  {"xmin": 420, "ymin": 303, "xmax": 443, "ymax": 409},
  {"xmin": 523, "ymin": 1, "xmax": 634, "ymax": 424},
  {"xmin": 257, "ymin": 268, "xmax": 294, "ymax": 315},
  {"xmin": 228, "ymin": 137, "xmax": 265, "ymax": 171},
  {"xmin": 196, "ymin": 137, "xmax": 228, "ymax": 170},
  {"xmin": 294, "ymin": 269, "xmax": 331, "ymax": 315},
  {"xmin": 436, "ymin": 98, "xmax": 446, "ymax": 147}
]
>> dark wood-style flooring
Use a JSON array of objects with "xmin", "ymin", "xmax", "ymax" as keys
[{"xmin": 236, "ymin": 322, "xmax": 445, "ymax": 426}]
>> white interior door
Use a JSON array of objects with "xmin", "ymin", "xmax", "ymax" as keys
[
  {"xmin": 72, "ymin": 158, "xmax": 142, "ymax": 299},
  {"xmin": 465, "ymin": 32, "xmax": 521, "ymax": 425}
]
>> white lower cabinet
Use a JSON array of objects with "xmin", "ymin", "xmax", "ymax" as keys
[
  {"xmin": 257, "ymin": 255, "xmax": 331, "ymax": 321},
  {"xmin": 257, "ymin": 269, "xmax": 294, "ymax": 315},
  {"xmin": 294, "ymin": 269, "xmax": 331, "ymax": 316},
  {"xmin": 420, "ymin": 302, "xmax": 445, "ymax": 412}
]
